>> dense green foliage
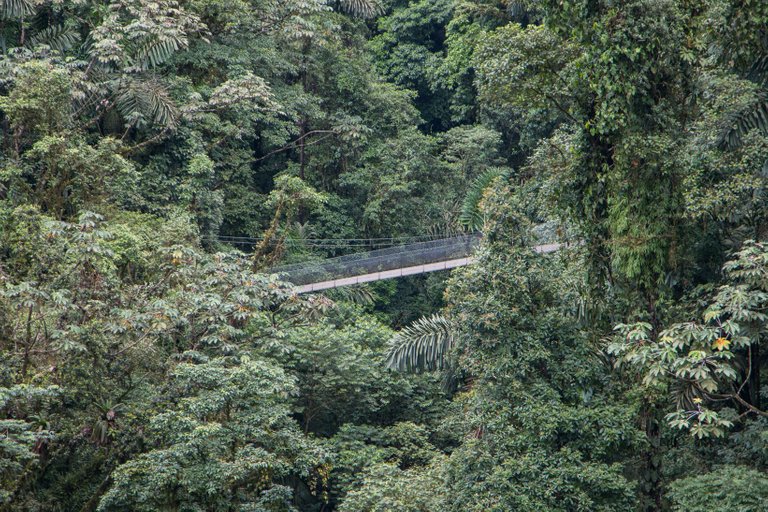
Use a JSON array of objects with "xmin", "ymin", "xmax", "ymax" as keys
[{"xmin": 2, "ymin": 0, "xmax": 768, "ymax": 510}]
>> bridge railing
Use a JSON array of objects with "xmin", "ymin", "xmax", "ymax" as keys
[{"xmin": 269, "ymin": 233, "xmax": 481, "ymax": 286}]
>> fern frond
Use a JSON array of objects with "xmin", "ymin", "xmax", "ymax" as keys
[
  {"xmin": 386, "ymin": 314, "xmax": 456, "ymax": 372},
  {"xmin": 336, "ymin": 0, "xmax": 384, "ymax": 19},
  {"xmin": 0, "ymin": 0, "xmax": 35, "ymax": 19},
  {"xmin": 717, "ymin": 95, "xmax": 768, "ymax": 150},
  {"xmin": 459, "ymin": 167, "xmax": 509, "ymax": 231},
  {"xmin": 115, "ymin": 78, "xmax": 179, "ymax": 128},
  {"xmin": 27, "ymin": 25, "xmax": 80, "ymax": 52}
]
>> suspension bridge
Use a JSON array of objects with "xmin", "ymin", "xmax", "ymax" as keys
[{"xmin": 264, "ymin": 234, "xmax": 560, "ymax": 294}]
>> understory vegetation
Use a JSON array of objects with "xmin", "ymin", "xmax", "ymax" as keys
[{"xmin": 1, "ymin": 0, "xmax": 768, "ymax": 510}]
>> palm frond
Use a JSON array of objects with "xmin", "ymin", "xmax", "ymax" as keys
[
  {"xmin": 717, "ymin": 95, "xmax": 768, "ymax": 150},
  {"xmin": 27, "ymin": 25, "xmax": 80, "ymax": 52},
  {"xmin": 326, "ymin": 285, "xmax": 375, "ymax": 306},
  {"xmin": 425, "ymin": 224, "xmax": 461, "ymax": 239},
  {"xmin": 336, "ymin": 0, "xmax": 384, "ymax": 19},
  {"xmin": 386, "ymin": 314, "xmax": 456, "ymax": 372},
  {"xmin": 132, "ymin": 35, "xmax": 186, "ymax": 71},
  {"xmin": 459, "ymin": 167, "xmax": 509, "ymax": 231},
  {"xmin": 0, "ymin": 0, "xmax": 35, "ymax": 19},
  {"xmin": 748, "ymin": 54, "xmax": 768, "ymax": 84},
  {"xmin": 115, "ymin": 77, "xmax": 179, "ymax": 129},
  {"xmin": 286, "ymin": 221, "xmax": 317, "ymax": 244},
  {"xmin": 507, "ymin": 0, "xmax": 527, "ymax": 18}
]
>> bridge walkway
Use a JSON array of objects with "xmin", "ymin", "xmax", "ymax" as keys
[{"xmin": 268, "ymin": 235, "xmax": 560, "ymax": 294}]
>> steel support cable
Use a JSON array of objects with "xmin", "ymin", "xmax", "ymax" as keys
[
  {"xmin": 203, "ymin": 240, "xmax": 418, "ymax": 249},
  {"xmin": 213, "ymin": 235, "xmax": 453, "ymax": 242},
  {"xmin": 204, "ymin": 233, "xmax": 465, "ymax": 243},
  {"xmin": 201, "ymin": 233, "xmax": 475, "ymax": 252},
  {"xmin": 270, "ymin": 235, "xmax": 478, "ymax": 272}
]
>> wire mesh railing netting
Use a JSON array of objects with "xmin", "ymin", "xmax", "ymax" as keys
[{"xmin": 269, "ymin": 233, "xmax": 481, "ymax": 286}]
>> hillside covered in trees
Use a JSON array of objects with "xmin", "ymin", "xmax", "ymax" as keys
[{"xmin": 1, "ymin": 0, "xmax": 768, "ymax": 510}]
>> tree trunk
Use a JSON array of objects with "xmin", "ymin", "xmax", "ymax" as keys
[
  {"xmin": 749, "ymin": 343, "xmax": 761, "ymax": 410},
  {"xmin": 640, "ymin": 399, "xmax": 663, "ymax": 512}
]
